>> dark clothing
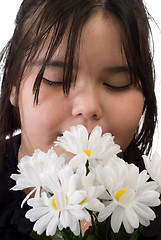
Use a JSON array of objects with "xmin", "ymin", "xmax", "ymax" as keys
[
  {"xmin": 0, "ymin": 135, "xmax": 161, "ymax": 239},
  {"xmin": 139, "ymin": 205, "xmax": 161, "ymax": 240},
  {"xmin": 0, "ymin": 135, "xmax": 34, "ymax": 239}
]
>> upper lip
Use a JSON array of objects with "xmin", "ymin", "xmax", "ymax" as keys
[{"xmin": 59, "ymin": 125, "xmax": 101, "ymax": 137}]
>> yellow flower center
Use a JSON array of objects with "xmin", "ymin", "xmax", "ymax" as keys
[
  {"xmin": 52, "ymin": 197, "xmax": 58, "ymax": 210},
  {"xmin": 115, "ymin": 189, "xmax": 127, "ymax": 202},
  {"xmin": 79, "ymin": 198, "xmax": 86, "ymax": 205},
  {"xmin": 83, "ymin": 150, "xmax": 91, "ymax": 157}
]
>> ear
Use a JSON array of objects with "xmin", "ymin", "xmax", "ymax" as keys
[{"xmin": 10, "ymin": 85, "xmax": 17, "ymax": 107}]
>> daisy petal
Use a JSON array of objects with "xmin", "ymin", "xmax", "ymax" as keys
[
  {"xmin": 98, "ymin": 202, "xmax": 117, "ymax": 222},
  {"xmin": 33, "ymin": 211, "xmax": 54, "ymax": 235},
  {"xmin": 123, "ymin": 217, "xmax": 134, "ymax": 234},
  {"xmin": 125, "ymin": 207, "xmax": 139, "ymax": 229},
  {"xmin": 25, "ymin": 207, "xmax": 49, "ymax": 222},
  {"xmin": 46, "ymin": 213, "xmax": 59, "ymax": 236},
  {"xmin": 111, "ymin": 206, "xmax": 124, "ymax": 232},
  {"xmin": 60, "ymin": 211, "xmax": 72, "ymax": 228}
]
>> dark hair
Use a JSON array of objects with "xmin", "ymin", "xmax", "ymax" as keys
[{"xmin": 0, "ymin": 0, "xmax": 157, "ymax": 165}]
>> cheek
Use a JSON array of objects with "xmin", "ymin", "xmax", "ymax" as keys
[
  {"xmin": 34, "ymin": 86, "xmax": 70, "ymax": 132},
  {"xmin": 31, "ymin": 102, "xmax": 66, "ymax": 132},
  {"xmin": 19, "ymin": 80, "xmax": 68, "ymax": 140},
  {"xmin": 107, "ymin": 91, "xmax": 144, "ymax": 151}
]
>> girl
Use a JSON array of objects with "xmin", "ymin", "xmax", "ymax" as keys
[{"xmin": 0, "ymin": 0, "xmax": 159, "ymax": 239}]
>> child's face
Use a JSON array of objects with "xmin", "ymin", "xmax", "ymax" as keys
[{"xmin": 10, "ymin": 11, "xmax": 144, "ymax": 160}]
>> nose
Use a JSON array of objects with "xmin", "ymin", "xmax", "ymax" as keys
[{"xmin": 71, "ymin": 84, "xmax": 103, "ymax": 119}]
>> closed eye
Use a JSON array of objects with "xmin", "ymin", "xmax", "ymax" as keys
[
  {"xmin": 43, "ymin": 77, "xmax": 63, "ymax": 87},
  {"xmin": 103, "ymin": 82, "xmax": 132, "ymax": 91}
]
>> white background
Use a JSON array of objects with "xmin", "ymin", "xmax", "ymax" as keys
[{"xmin": 0, "ymin": 0, "xmax": 161, "ymax": 154}]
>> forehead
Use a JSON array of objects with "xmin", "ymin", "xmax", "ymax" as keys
[
  {"xmin": 79, "ymin": 11, "xmax": 126, "ymax": 68},
  {"xmin": 33, "ymin": 10, "xmax": 127, "ymax": 77}
]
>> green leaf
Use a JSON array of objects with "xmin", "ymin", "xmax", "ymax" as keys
[
  {"xmin": 31, "ymin": 230, "xmax": 67, "ymax": 240},
  {"xmin": 31, "ymin": 222, "xmax": 143, "ymax": 240},
  {"xmin": 85, "ymin": 235, "xmax": 97, "ymax": 240},
  {"xmin": 60, "ymin": 228, "xmax": 75, "ymax": 239},
  {"xmin": 129, "ymin": 225, "xmax": 143, "ymax": 240},
  {"xmin": 32, "ymin": 231, "xmax": 54, "ymax": 240},
  {"xmin": 110, "ymin": 224, "xmax": 142, "ymax": 240},
  {"xmin": 51, "ymin": 231, "xmax": 66, "ymax": 240}
]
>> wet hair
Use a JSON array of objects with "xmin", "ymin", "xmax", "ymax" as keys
[{"xmin": 0, "ymin": 0, "xmax": 157, "ymax": 165}]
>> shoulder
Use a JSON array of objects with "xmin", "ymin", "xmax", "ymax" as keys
[
  {"xmin": 0, "ymin": 134, "xmax": 34, "ymax": 239},
  {"xmin": 138, "ymin": 205, "xmax": 161, "ymax": 240},
  {"xmin": 0, "ymin": 134, "xmax": 20, "ymax": 190}
]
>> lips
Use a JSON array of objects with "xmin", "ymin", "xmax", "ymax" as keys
[
  {"xmin": 58, "ymin": 125, "xmax": 103, "ymax": 139},
  {"xmin": 88, "ymin": 132, "xmax": 91, "ymax": 139}
]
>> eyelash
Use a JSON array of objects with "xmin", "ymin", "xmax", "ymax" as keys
[
  {"xmin": 103, "ymin": 83, "xmax": 131, "ymax": 91},
  {"xmin": 43, "ymin": 78, "xmax": 63, "ymax": 87},
  {"xmin": 43, "ymin": 77, "xmax": 131, "ymax": 92}
]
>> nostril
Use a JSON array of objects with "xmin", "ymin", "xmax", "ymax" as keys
[
  {"xmin": 71, "ymin": 95, "xmax": 102, "ymax": 119},
  {"xmin": 57, "ymin": 134, "xmax": 63, "ymax": 137}
]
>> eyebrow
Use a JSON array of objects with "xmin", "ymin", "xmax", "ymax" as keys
[
  {"xmin": 34, "ymin": 60, "xmax": 129, "ymax": 74},
  {"xmin": 34, "ymin": 59, "xmax": 76, "ymax": 69},
  {"xmin": 102, "ymin": 66, "xmax": 130, "ymax": 74}
]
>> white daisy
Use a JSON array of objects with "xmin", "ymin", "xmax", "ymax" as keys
[
  {"xmin": 40, "ymin": 165, "xmax": 105, "ymax": 220},
  {"xmin": 54, "ymin": 125, "xmax": 121, "ymax": 169},
  {"xmin": 76, "ymin": 172, "xmax": 105, "ymax": 213},
  {"xmin": 95, "ymin": 159, "xmax": 160, "ymax": 233},
  {"xmin": 11, "ymin": 148, "xmax": 65, "ymax": 207},
  {"xmin": 143, "ymin": 152, "xmax": 161, "ymax": 192},
  {"xmin": 26, "ymin": 192, "xmax": 85, "ymax": 236},
  {"xmin": 26, "ymin": 165, "xmax": 92, "ymax": 236}
]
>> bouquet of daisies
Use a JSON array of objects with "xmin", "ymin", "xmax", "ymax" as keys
[{"xmin": 11, "ymin": 125, "xmax": 161, "ymax": 240}]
